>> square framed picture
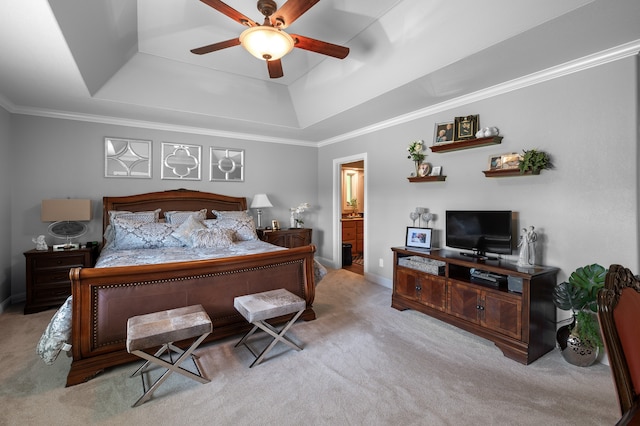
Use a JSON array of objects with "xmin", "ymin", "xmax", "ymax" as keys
[
  {"xmin": 454, "ymin": 115, "xmax": 479, "ymax": 140},
  {"xmin": 430, "ymin": 166, "xmax": 442, "ymax": 176},
  {"xmin": 500, "ymin": 152, "xmax": 521, "ymax": 169},
  {"xmin": 488, "ymin": 154, "xmax": 502, "ymax": 170},
  {"xmin": 433, "ymin": 121, "xmax": 454, "ymax": 145},
  {"xmin": 405, "ymin": 227, "xmax": 432, "ymax": 249}
]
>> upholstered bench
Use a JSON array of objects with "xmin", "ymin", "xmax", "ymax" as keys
[
  {"xmin": 126, "ymin": 304, "xmax": 212, "ymax": 407},
  {"xmin": 234, "ymin": 288, "xmax": 306, "ymax": 367}
]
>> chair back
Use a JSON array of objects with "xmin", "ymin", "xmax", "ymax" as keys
[{"xmin": 598, "ymin": 264, "xmax": 640, "ymax": 415}]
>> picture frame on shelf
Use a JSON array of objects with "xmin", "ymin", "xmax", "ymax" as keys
[
  {"xmin": 405, "ymin": 227, "xmax": 433, "ymax": 249},
  {"xmin": 430, "ymin": 166, "xmax": 442, "ymax": 176},
  {"xmin": 454, "ymin": 115, "xmax": 479, "ymax": 140},
  {"xmin": 433, "ymin": 122, "xmax": 454, "ymax": 145},
  {"xmin": 488, "ymin": 154, "xmax": 502, "ymax": 170},
  {"xmin": 500, "ymin": 152, "xmax": 521, "ymax": 169},
  {"xmin": 418, "ymin": 162, "xmax": 431, "ymax": 177}
]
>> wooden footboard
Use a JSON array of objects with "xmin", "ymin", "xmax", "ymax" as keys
[{"xmin": 67, "ymin": 245, "xmax": 316, "ymax": 386}]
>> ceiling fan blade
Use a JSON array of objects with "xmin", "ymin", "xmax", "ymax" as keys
[
  {"xmin": 273, "ymin": 0, "xmax": 320, "ymax": 28},
  {"xmin": 267, "ymin": 59, "xmax": 284, "ymax": 78},
  {"xmin": 199, "ymin": 0, "xmax": 258, "ymax": 27},
  {"xmin": 191, "ymin": 38, "xmax": 241, "ymax": 55},
  {"xmin": 291, "ymin": 34, "xmax": 349, "ymax": 59}
]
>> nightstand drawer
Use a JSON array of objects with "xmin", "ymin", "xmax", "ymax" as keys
[
  {"xmin": 33, "ymin": 253, "xmax": 87, "ymax": 269},
  {"xmin": 34, "ymin": 268, "xmax": 73, "ymax": 285},
  {"xmin": 24, "ymin": 247, "xmax": 95, "ymax": 314},
  {"xmin": 32, "ymin": 282, "xmax": 71, "ymax": 302}
]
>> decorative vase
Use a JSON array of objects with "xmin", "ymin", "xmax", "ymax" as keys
[
  {"xmin": 290, "ymin": 209, "xmax": 296, "ymax": 229},
  {"xmin": 556, "ymin": 316, "xmax": 599, "ymax": 367},
  {"xmin": 414, "ymin": 161, "xmax": 421, "ymax": 177}
]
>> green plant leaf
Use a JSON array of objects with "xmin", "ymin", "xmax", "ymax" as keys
[{"xmin": 554, "ymin": 263, "xmax": 605, "ymax": 313}]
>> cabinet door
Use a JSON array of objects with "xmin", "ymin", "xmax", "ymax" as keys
[
  {"xmin": 395, "ymin": 268, "xmax": 446, "ymax": 311},
  {"xmin": 483, "ymin": 291, "xmax": 522, "ymax": 339},
  {"xmin": 448, "ymin": 280, "xmax": 481, "ymax": 323},
  {"xmin": 395, "ymin": 268, "xmax": 421, "ymax": 300}
]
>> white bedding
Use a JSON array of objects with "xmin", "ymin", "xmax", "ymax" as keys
[{"xmin": 37, "ymin": 242, "xmax": 327, "ymax": 365}]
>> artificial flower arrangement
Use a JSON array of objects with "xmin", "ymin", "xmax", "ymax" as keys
[
  {"xmin": 407, "ymin": 140, "xmax": 426, "ymax": 175},
  {"xmin": 290, "ymin": 202, "xmax": 310, "ymax": 227}
]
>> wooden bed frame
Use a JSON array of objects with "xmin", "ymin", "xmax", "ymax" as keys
[{"xmin": 67, "ymin": 189, "xmax": 316, "ymax": 386}]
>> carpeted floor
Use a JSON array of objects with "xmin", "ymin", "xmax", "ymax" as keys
[{"xmin": 0, "ymin": 268, "xmax": 621, "ymax": 425}]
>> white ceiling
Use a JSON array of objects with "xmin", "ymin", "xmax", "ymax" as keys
[{"xmin": 1, "ymin": 0, "xmax": 639, "ymax": 144}]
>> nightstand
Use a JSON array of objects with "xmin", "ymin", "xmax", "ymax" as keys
[
  {"xmin": 23, "ymin": 247, "xmax": 97, "ymax": 314},
  {"xmin": 257, "ymin": 228, "xmax": 312, "ymax": 248}
]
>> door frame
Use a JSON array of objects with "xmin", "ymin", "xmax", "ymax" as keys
[{"xmin": 333, "ymin": 153, "xmax": 367, "ymax": 270}]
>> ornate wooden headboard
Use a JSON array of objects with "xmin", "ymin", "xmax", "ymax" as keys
[{"xmin": 102, "ymin": 189, "xmax": 247, "ymax": 233}]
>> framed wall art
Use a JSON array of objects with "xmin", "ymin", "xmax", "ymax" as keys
[
  {"xmin": 433, "ymin": 122, "xmax": 454, "ymax": 145},
  {"xmin": 210, "ymin": 147, "xmax": 244, "ymax": 182},
  {"xmin": 500, "ymin": 152, "xmax": 521, "ymax": 169},
  {"xmin": 104, "ymin": 137, "xmax": 152, "ymax": 178},
  {"xmin": 454, "ymin": 115, "xmax": 479, "ymax": 141},
  {"xmin": 488, "ymin": 154, "xmax": 502, "ymax": 170},
  {"xmin": 161, "ymin": 142, "xmax": 202, "ymax": 180},
  {"xmin": 405, "ymin": 227, "xmax": 432, "ymax": 249}
]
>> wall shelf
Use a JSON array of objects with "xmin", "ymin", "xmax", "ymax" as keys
[
  {"xmin": 430, "ymin": 136, "xmax": 502, "ymax": 153},
  {"xmin": 483, "ymin": 169, "xmax": 539, "ymax": 178},
  {"xmin": 407, "ymin": 175, "xmax": 447, "ymax": 183}
]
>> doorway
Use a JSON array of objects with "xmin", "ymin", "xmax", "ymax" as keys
[{"xmin": 337, "ymin": 157, "xmax": 366, "ymax": 275}]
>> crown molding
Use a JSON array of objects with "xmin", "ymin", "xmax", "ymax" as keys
[
  {"xmin": 3, "ymin": 40, "xmax": 638, "ymax": 148},
  {"xmin": 317, "ymin": 39, "xmax": 640, "ymax": 147}
]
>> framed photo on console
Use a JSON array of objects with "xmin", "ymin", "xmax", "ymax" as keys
[{"xmin": 405, "ymin": 227, "xmax": 432, "ymax": 249}]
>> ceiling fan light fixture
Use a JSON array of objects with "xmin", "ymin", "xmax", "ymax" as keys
[{"xmin": 240, "ymin": 26, "xmax": 294, "ymax": 61}]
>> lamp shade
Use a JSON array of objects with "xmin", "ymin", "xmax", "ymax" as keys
[
  {"xmin": 250, "ymin": 194, "xmax": 273, "ymax": 209},
  {"xmin": 239, "ymin": 26, "xmax": 294, "ymax": 61},
  {"xmin": 41, "ymin": 199, "xmax": 92, "ymax": 222}
]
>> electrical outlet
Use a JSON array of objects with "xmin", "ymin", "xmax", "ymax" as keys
[{"xmin": 379, "ymin": 258, "xmax": 384, "ymax": 268}]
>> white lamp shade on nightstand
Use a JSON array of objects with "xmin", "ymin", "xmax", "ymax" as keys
[
  {"xmin": 250, "ymin": 194, "xmax": 273, "ymax": 209},
  {"xmin": 250, "ymin": 194, "xmax": 273, "ymax": 229}
]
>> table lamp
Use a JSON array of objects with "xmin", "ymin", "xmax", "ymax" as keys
[
  {"xmin": 250, "ymin": 194, "xmax": 273, "ymax": 229},
  {"xmin": 41, "ymin": 199, "xmax": 92, "ymax": 250}
]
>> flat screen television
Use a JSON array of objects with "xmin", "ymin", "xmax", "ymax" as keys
[{"xmin": 445, "ymin": 210, "xmax": 513, "ymax": 258}]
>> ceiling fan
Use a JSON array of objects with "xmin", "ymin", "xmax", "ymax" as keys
[{"xmin": 190, "ymin": 0, "xmax": 350, "ymax": 78}]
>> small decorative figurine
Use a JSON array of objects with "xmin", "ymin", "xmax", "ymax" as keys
[
  {"xmin": 32, "ymin": 235, "xmax": 48, "ymax": 251},
  {"xmin": 517, "ymin": 226, "xmax": 537, "ymax": 267}
]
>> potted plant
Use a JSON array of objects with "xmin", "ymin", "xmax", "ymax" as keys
[
  {"xmin": 552, "ymin": 263, "xmax": 605, "ymax": 366},
  {"xmin": 518, "ymin": 149, "xmax": 551, "ymax": 174}
]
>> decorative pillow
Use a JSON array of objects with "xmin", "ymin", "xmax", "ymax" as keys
[
  {"xmin": 164, "ymin": 208, "xmax": 207, "ymax": 225},
  {"xmin": 210, "ymin": 210, "xmax": 258, "ymax": 241},
  {"xmin": 191, "ymin": 227, "xmax": 235, "ymax": 248},
  {"xmin": 36, "ymin": 296, "xmax": 72, "ymax": 365},
  {"xmin": 112, "ymin": 217, "xmax": 182, "ymax": 249},
  {"xmin": 109, "ymin": 209, "xmax": 161, "ymax": 224},
  {"xmin": 172, "ymin": 215, "xmax": 207, "ymax": 246}
]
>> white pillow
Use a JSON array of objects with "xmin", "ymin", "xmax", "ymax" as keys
[
  {"xmin": 109, "ymin": 208, "xmax": 161, "ymax": 224},
  {"xmin": 191, "ymin": 227, "xmax": 235, "ymax": 248},
  {"xmin": 210, "ymin": 210, "xmax": 258, "ymax": 241},
  {"xmin": 112, "ymin": 217, "xmax": 182, "ymax": 249},
  {"xmin": 164, "ymin": 208, "xmax": 207, "ymax": 225},
  {"xmin": 172, "ymin": 215, "xmax": 207, "ymax": 246}
]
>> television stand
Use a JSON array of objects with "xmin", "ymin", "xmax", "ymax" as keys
[{"xmin": 391, "ymin": 247, "xmax": 559, "ymax": 365}]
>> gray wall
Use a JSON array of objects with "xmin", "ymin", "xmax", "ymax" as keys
[
  {"xmin": 8, "ymin": 117, "xmax": 317, "ymax": 303},
  {"xmin": 3, "ymin": 54, "xmax": 639, "ymax": 307},
  {"xmin": 318, "ymin": 56, "xmax": 639, "ymax": 286},
  {"xmin": 0, "ymin": 106, "xmax": 10, "ymax": 309}
]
